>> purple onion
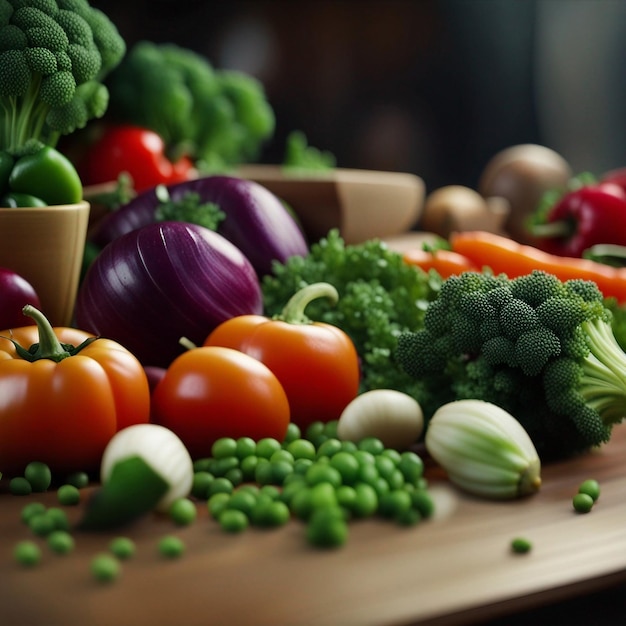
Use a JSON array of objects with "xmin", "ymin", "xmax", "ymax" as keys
[
  {"xmin": 91, "ymin": 175, "xmax": 309, "ymax": 277},
  {"xmin": 76, "ymin": 221, "xmax": 263, "ymax": 367},
  {"xmin": 0, "ymin": 267, "xmax": 41, "ymax": 329}
]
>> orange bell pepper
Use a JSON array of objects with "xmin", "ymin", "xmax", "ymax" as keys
[
  {"xmin": 0, "ymin": 305, "xmax": 150, "ymax": 475},
  {"xmin": 403, "ymin": 248, "xmax": 478, "ymax": 278},
  {"xmin": 205, "ymin": 282, "xmax": 361, "ymax": 431}
]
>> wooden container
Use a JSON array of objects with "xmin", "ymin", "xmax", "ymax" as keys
[{"xmin": 0, "ymin": 201, "xmax": 90, "ymax": 326}]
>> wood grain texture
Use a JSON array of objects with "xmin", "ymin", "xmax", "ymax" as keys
[{"xmin": 2, "ymin": 424, "xmax": 626, "ymax": 626}]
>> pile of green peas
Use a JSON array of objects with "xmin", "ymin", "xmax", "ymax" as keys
[{"xmin": 193, "ymin": 420, "xmax": 435, "ymax": 548}]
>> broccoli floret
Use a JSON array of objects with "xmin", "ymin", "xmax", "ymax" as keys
[
  {"xmin": 104, "ymin": 41, "xmax": 275, "ymax": 170},
  {"xmin": 261, "ymin": 229, "xmax": 441, "ymax": 408},
  {"xmin": 0, "ymin": 0, "xmax": 124, "ymax": 151},
  {"xmin": 396, "ymin": 269, "xmax": 626, "ymax": 460}
]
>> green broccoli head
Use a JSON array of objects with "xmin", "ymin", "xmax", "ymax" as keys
[
  {"xmin": 396, "ymin": 269, "xmax": 626, "ymax": 460},
  {"xmin": 104, "ymin": 40, "xmax": 275, "ymax": 169},
  {"xmin": 0, "ymin": 0, "xmax": 124, "ymax": 151}
]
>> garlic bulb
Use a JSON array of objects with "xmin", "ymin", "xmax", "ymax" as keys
[{"xmin": 337, "ymin": 389, "xmax": 424, "ymax": 450}]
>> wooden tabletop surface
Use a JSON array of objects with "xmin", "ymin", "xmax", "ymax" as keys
[{"xmin": 2, "ymin": 423, "xmax": 626, "ymax": 626}]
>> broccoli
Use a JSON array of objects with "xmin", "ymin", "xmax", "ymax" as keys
[
  {"xmin": 0, "ymin": 0, "xmax": 125, "ymax": 151},
  {"xmin": 104, "ymin": 41, "xmax": 275, "ymax": 171},
  {"xmin": 153, "ymin": 184, "xmax": 225, "ymax": 232},
  {"xmin": 261, "ymin": 229, "xmax": 441, "ymax": 400},
  {"xmin": 396, "ymin": 269, "xmax": 626, "ymax": 460}
]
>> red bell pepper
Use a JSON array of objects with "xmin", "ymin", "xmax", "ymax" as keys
[
  {"xmin": 79, "ymin": 125, "xmax": 195, "ymax": 193},
  {"xmin": 529, "ymin": 180, "xmax": 626, "ymax": 257}
]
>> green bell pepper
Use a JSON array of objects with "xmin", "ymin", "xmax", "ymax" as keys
[{"xmin": 8, "ymin": 146, "xmax": 82, "ymax": 206}]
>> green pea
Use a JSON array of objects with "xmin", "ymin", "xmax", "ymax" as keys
[
  {"xmin": 357, "ymin": 463, "xmax": 380, "ymax": 486},
  {"xmin": 306, "ymin": 508, "xmax": 348, "ymax": 548},
  {"xmin": 227, "ymin": 490, "xmax": 257, "ymax": 517},
  {"xmin": 511, "ymin": 537, "xmax": 532, "ymax": 554},
  {"xmin": 340, "ymin": 440, "xmax": 358, "ymax": 453},
  {"xmin": 286, "ymin": 439, "xmax": 316, "ymax": 461},
  {"xmin": 410, "ymin": 489, "xmax": 435, "ymax": 519},
  {"xmin": 269, "ymin": 460, "xmax": 294, "ymax": 485},
  {"xmin": 207, "ymin": 477, "xmax": 234, "ymax": 497},
  {"xmin": 329, "ymin": 452, "xmax": 360, "ymax": 485},
  {"xmin": 255, "ymin": 437, "xmax": 281, "ymax": 459},
  {"xmin": 191, "ymin": 471, "xmax": 214, "ymax": 499},
  {"xmin": 381, "ymin": 448, "xmax": 402, "ymax": 465},
  {"xmin": 24, "ymin": 461, "xmax": 52, "ymax": 492},
  {"xmin": 357, "ymin": 437, "xmax": 385, "ymax": 456},
  {"xmin": 224, "ymin": 467, "xmax": 243, "ymax": 487},
  {"xmin": 65, "ymin": 471, "xmax": 89, "ymax": 489},
  {"xmin": 236, "ymin": 436, "xmax": 257, "ymax": 459},
  {"xmin": 305, "ymin": 464, "xmax": 342, "ymax": 488},
  {"xmin": 378, "ymin": 490, "xmax": 412, "ymax": 519},
  {"xmin": 211, "ymin": 437, "xmax": 238, "ymax": 459},
  {"xmin": 352, "ymin": 483, "xmax": 378, "ymax": 518},
  {"xmin": 387, "ymin": 469, "xmax": 405, "ymax": 491},
  {"xmin": 21, "ymin": 502, "xmax": 46, "ymax": 524},
  {"xmin": 353, "ymin": 450, "xmax": 376, "ymax": 466},
  {"xmin": 282, "ymin": 422, "xmax": 301, "ymax": 444},
  {"xmin": 317, "ymin": 438, "xmax": 342, "ymax": 459},
  {"xmin": 158, "ymin": 535, "xmax": 185, "ymax": 558},
  {"xmin": 169, "ymin": 498, "xmax": 197, "ymax": 526},
  {"xmin": 310, "ymin": 482, "xmax": 338, "ymax": 510},
  {"xmin": 219, "ymin": 509, "xmax": 249, "ymax": 533},
  {"xmin": 207, "ymin": 492, "xmax": 231, "ymax": 519},
  {"xmin": 290, "ymin": 487, "xmax": 313, "ymax": 520},
  {"xmin": 280, "ymin": 479, "xmax": 305, "ymax": 506},
  {"xmin": 91, "ymin": 553, "xmax": 121, "ymax": 582},
  {"xmin": 109, "ymin": 537, "xmax": 136, "ymax": 560},
  {"xmin": 305, "ymin": 421, "xmax": 326, "ymax": 442},
  {"xmin": 29, "ymin": 512, "xmax": 56, "ymax": 537},
  {"xmin": 374, "ymin": 455, "xmax": 397, "ymax": 482},
  {"xmin": 398, "ymin": 451, "xmax": 425, "ymax": 485},
  {"xmin": 260, "ymin": 485, "xmax": 281, "ymax": 500},
  {"xmin": 14, "ymin": 540, "xmax": 42, "ymax": 566},
  {"xmin": 335, "ymin": 485, "xmax": 357, "ymax": 510},
  {"xmin": 10, "ymin": 476, "xmax": 32, "ymax": 496},
  {"xmin": 57, "ymin": 484, "xmax": 80, "ymax": 506},
  {"xmin": 240, "ymin": 455, "xmax": 259, "ymax": 481},
  {"xmin": 293, "ymin": 458, "xmax": 314, "ymax": 475},
  {"xmin": 45, "ymin": 507, "xmax": 70, "ymax": 531},
  {"xmin": 270, "ymin": 449, "xmax": 295, "ymax": 464},
  {"xmin": 47, "ymin": 530, "xmax": 75, "ymax": 554},
  {"xmin": 254, "ymin": 459, "xmax": 274, "ymax": 485},
  {"xmin": 395, "ymin": 508, "xmax": 422, "ymax": 526},
  {"xmin": 193, "ymin": 458, "xmax": 213, "ymax": 472},
  {"xmin": 252, "ymin": 500, "xmax": 290, "ymax": 528},
  {"xmin": 578, "ymin": 479, "xmax": 600, "ymax": 502},
  {"xmin": 323, "ymin": 421, "xmax": 339, "ymax": 439},
  {"xmin": 573, "ymin": 492, "xmax": 594, "ymax": 514},
  {"xmin": 211, "ymin": 456, "xmax": 239, "ymax": 478}
]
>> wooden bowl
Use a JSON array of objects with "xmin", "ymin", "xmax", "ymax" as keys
[
  {"xmin": 236, "ymin": 165, "xmax": 425, "ymax": 244},
  {"xmin": 0, "ymin": 202, "xmax": 90, "ymax": 326}
]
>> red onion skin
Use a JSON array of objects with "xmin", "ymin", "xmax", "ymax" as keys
[
  {"xmin": 75, "ymin": 221, "xmax": 263, "ymax": 368},
  {"xmin": 91, "ymin": 175, "xmax": 308, "ymax": 277},
  {"xmin": 0, "ymin": 267, "xmax": 42, "ymax": 329}
]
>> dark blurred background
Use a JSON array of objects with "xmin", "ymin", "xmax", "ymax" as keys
[{"xmin": 99, "ymin": 0, "xmax": 626, "ymax": 193}]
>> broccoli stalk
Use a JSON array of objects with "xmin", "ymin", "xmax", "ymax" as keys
[
  {"xmin": 0, "ymin": 0, "xmax": 125, "ymax": 152},
  {"xmin": 396, "ymin": 269, "xmax": 626, "ymax": 460}
]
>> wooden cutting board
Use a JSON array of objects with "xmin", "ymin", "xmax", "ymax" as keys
[{"xmin": 2, "ymin": 424, "xmax": 626, "ymax": 626}]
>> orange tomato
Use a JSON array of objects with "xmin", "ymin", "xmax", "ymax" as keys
[
  {"xmin": 151, "ymin": 346, "xmax": 290, "ymax": 459},
  {"xmin": 205, "ymin": 283, "xmax": 361, "ymax": 431},
  {"xmin": 0, "ymin": 324, "xmax": 150, "ymax": 475}
]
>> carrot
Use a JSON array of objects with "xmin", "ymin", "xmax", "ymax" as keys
[
  {"xmin": 403, "ymin": 248, "xmax": 478, "ymax": 279},
  {"xmin": 450, "ymin": 230, "xmax": 626, "ymax": 303}
]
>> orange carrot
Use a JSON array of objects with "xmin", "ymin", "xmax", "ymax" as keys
[
  {"xmin": 403, "ymin": 248, "xmax": 478, "ymax": 279},
  {"xmin": 450, "ymin": 230, "xmax": 626, "ymax": 303}
]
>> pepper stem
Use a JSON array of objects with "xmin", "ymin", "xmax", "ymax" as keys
[
  {"xmin": 2, "ymin": 305, "xmax": 97, "ymax": 363},
  {"xmin": 278, "ymin": 282, "xmax": 339, "ymax": 324}
]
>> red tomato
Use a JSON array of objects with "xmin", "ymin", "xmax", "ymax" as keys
[
  {"xmin": 79, "ymin": 125, "xmax": 194, "ymax": 192},
  {"xmin": 151, "ymin": 346, "xmax": 290, "ymax": 459}
]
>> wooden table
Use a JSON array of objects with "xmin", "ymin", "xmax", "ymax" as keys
[{"xmin": 2, "ymin": 424, "xmax": 626, "ymax": 626}]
